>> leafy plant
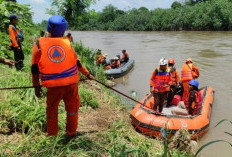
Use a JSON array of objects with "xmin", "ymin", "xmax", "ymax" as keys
[{"xmin": 194, "ymin": 119, "xmax": 232, "ymax": 157}]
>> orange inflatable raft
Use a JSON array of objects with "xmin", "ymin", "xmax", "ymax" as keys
[{"xmin": 130, "ymin": 86, "xmax": 214, "ymax": 139}]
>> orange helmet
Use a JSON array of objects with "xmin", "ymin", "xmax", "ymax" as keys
[
  {"xmin": 186, "ymin": 58, "xmax": 192, "ymax": 63},
  {"xmin": 168, "ymin": 58, "xmax": 175, "ymax": 64}
]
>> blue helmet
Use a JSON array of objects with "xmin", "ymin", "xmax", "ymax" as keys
[
  {"xmin": 47, "ymin": 15, "xmax": 67, "ymax": 37},
  {"xmin": 9, "ymin": 14, "xmax": 18, "ymax": 21},
  {"xmin": 189, "ymin": 80, "xmax": 199, "ymax": 88}
]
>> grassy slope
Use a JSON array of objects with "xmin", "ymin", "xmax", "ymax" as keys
[{"xmin": 0, "ymin": 46, "xmax": 166, "ymax": 157}]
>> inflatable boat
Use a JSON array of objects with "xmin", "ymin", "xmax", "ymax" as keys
[
  {"xmin": 105, "ymin": 59, "xmax": 134, "ymax": 78},
  {"xmin": 130, "ymin": 86, "xmax": 214, "ymax": 139}
]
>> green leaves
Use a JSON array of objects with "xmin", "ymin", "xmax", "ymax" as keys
[
  {"xmin": 194, "ymin": 119, "xmax": 232, "ymax": 156},
  {"xmin": 194, "ymin": 140, "xmax": 232, "ymax": 157}
]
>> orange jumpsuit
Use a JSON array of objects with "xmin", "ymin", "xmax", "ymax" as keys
[
  {"xmin": 181, "ymin": 63, "xmax": 200, "ymax": 101},
  {"xmin": 31, "ymin": 37, "xmax": 89, "ymax": 136}
]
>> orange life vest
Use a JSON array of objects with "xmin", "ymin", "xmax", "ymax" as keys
[
  {"xmin": 151, "ymin": 67, "xmax": 171, "ymax": 92},
  {"xmin": 170, "ymin": 67, "xmax": 178, "ymax": 86},
  {"xmin": 37, "ymin": 37, "xmax": 79, "ymax": 87},
  {"xmin": 122, "ymin": 53, "xmax": 129, "ymax": 61},
  {"xmin": 95, "ymin": 54, "xmax": 103, "ymax": 65},
  {"xmin": 9, "ymin": 25, "xmax": 19, "ymax": 47},
  {"xmin": 185, "ymin": 90, "xmax": 202, "ymax": 115},
  {"xmin": 111, "ymin": 60, "xmax": 120, "ymax": 68},
  {"xmin": 181, "ymin": 64, "xmax": 193, "ymax": 81}
]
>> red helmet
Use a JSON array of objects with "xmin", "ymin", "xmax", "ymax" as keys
[{"xmin": 168, "ymin": 58, "xmax": 175, "ymax": 64}]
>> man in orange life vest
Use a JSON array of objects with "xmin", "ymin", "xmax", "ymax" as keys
[
  {"xmin": 111, "ymin": 56, "xmax": 120, "ymax": 69},
  {"xmin": 150, "ymin": 58, "xmax": 171, "ymax": 113},
  {"xmin": 167, "ymin": 58, "xmax": 180, "ymax": 106},
  {"xmin": 171, "ymin": 80, "xmax": 202, "ymax": 116},
  {"xmin": 181, "ymin": 58, "xmax": 200, "ymax": 101},
  {"xmin": 31, "ymin": 15, "xmax": 94, "ymax": 136},
  {"xmin": 8, "ymin": 14, "xmax": 24, "ymax": 70},
  {"xmin": 95, "ymin": 49, "xmax": 103, "ymax": 66},
  {"xmin": 120, "ymin": 49, "xmax": 129, "ymax": 63}
]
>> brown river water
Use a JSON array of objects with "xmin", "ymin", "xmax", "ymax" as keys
[{"xmin": 71, "ymin": 31, "xmax": 232, "ymax": 157}]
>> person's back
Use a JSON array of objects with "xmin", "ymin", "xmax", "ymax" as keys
[
  {"xmin": 31, "ymin": 15, "xmax": 94, "ymax": 137},
  {"xmin": 181, "ymin": 58, "xmax": 200, "ymax": 101},
  {"xmin": 34, "ymin": 37, "xmax": 79, "ymax": 87}
]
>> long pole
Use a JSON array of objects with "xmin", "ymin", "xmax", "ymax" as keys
[
  {"xmin": 94, "ymin": 79, "xmax": 144, "ymax": 105},
  {"xmin": 0, "ymin": 78, "xmax": 87, "ymax": 90}
]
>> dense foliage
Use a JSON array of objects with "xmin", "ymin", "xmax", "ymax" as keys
[
  {"xmin": 47, "ymin": 0, "xmax": 96, "ymax": 27},
  {"xmin": 52, "ymin": 0, "xmax": 232, "ymax": 31}
]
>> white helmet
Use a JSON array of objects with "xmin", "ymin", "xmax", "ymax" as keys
[
  {"xmin": 114, "ymin": 56, "xmax": 119, "ymax": 60},
  {"xmin": 159, "ymin": 57, "xmax": 168, "ymax": 66}
]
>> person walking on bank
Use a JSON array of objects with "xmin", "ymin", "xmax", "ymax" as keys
[
  {"xmin": 181, "ymin": 58, "xmax": 200, "ymax": 102},
  {"xmin": 150, "ymin": 58, "xmax": 171, "ymax": 113},
  {"xmin": 31, "ymin": 15, "xmax": 94, "ymax": 137},
  {"xmin": 171, "ymin": 80, "xmax": 202, "ymax": 116},
  {"xmin": 9, "ymin": 14, "xmax": 24, "ymax": 70},
  {"xmin": 167, "ymin": 58, "xmax": 180, "ymax": 106}
]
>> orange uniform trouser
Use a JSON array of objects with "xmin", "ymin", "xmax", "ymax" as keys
[
  {"xmin": 182, "ymin": 81, "xmax": 190, "ymax": 102},
  {"xmin": 46, "ymin": 83, "xmax": 79, "ymax": 136}
]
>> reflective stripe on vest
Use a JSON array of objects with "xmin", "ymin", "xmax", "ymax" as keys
[
  {"xmin": 38, "ymin": 37, "xmax": 79, "ymax": 87},
  {"xmin": 153, "ymin": 68, "xmax": 170, "ymax": 92},
  {"xmin": 181, "ymin": 64, "xmax": 193, "ymax": 81},
  {"xmin": 185, "ymin": 90, "xmax": 202, "ymax": 114},
  {"xmin": 40, "ymin": 64, "xmax": 78, "ymax": 81}
]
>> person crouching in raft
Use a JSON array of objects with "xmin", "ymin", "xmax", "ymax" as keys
[
  {"xmin": 31, "ymin": 15, "xmax": 94, "ymax": 137},
  {"xmin": 171, "ymin": 80, "xmax": 202, "ymax": 116}
]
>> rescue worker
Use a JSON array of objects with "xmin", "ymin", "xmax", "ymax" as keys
[
  {"xmin": 167, "ymin": 58, "xmax": 180, "ymax": 106},
  {"xmin": 101, "ymin": 53, "xmax": 111, "ymax": 69},
  {"xmin": 171, "ymin": 80, "xmax": 202, "ymax": 116},
  {"xmin": 111, "ymin": 57, "xmax": 120, "ymax": 69},
  {"xmin": 31, "ymin": 15, "xmax": 94, "ymax": 137},
  {"xmin": 66, "ymin": 33, "xmax": 73, "ymax": 43},
  {"xmin": 120, "ymin": 49, "xmax": 129, "ymax": 63},
  {"xmin": 181, "ymin": 58, "xmax": 200, "ymax": 102},
  {"xmin": 9, "ymin": 14, "xmax": 24, "ymax": 70},
  {"xmin": 0, "ymin": 57, "xmax": 15, "ymax": 67},
  {"xmin": 150, "ymin": 58, "xmax": 171, "ymax": 113},
  {"xmin": 95, "ymin": 49, "xmax": 103, "ymax": 65}
]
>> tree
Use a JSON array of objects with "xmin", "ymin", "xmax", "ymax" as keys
[
  {"xmin": 171, "ymin": 1, "xmax": 182, "ymax": 9},
  {"xmin": 47, "ymin": 0, "xmax": 96, "ymax": 27}
]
